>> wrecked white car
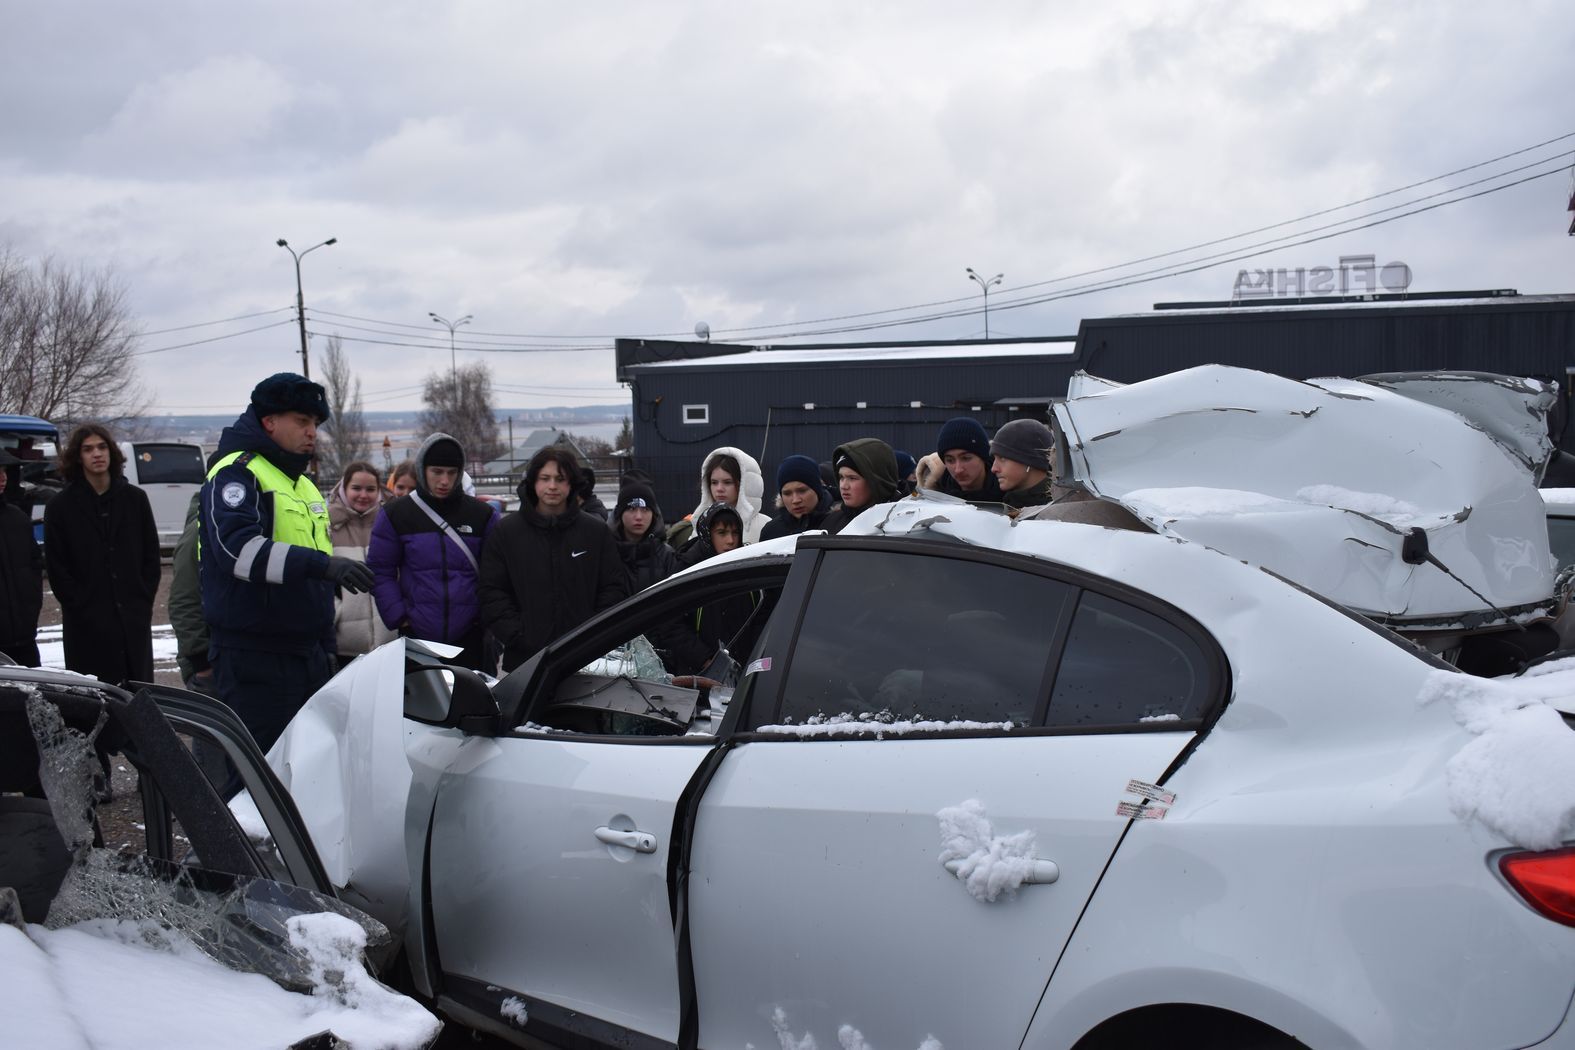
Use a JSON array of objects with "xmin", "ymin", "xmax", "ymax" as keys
[
  {"xmin": 24, "ymin": 365, "xmax": 1575, "ymax": 1050},
  {"xmin": 0, "ymin": 666, "xmax": 440, "ymax": 1049}
]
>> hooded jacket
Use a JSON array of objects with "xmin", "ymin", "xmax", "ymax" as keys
[
  {"xmin": 367, "ymin": 433, "xmax": 499, "ymax": 647},
  {"xmin": 820, "ymin": 438, "xmax": 901, "ymax": 536},
  {"xmin": 670, "ymin": 446, "xmax": 768, "ymax": 547},
  {"xmin": 199, "ymin": 407, "xmax": 335, "ymax": 653},
  {"xmin": 1000, "ymin": 474, "xmax": 1056, "ymax": 515},
  {"xmin": 479, "ymin": 472, "xmax": 629, "ymax": 672}
]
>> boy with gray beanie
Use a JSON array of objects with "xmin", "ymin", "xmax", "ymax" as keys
[{"xmin": 989, "ymin": 418, "xmax": 1056, "ymax": 513}]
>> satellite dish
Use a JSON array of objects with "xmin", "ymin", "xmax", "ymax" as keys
[{"xmin": 695, "ymin": 321, "xmax": 711, "ymax": 343}]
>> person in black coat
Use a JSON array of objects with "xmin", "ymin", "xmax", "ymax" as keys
[
  {"xmin": 663, "ymin": 502, "xmax": 757, "ymax": 675},
  {"xmin": 480, "ymin": 446, "xmax": 628, "ymax": 673},
  {"xmin": 760, "ymin": 455, "xmax": 833, "ymax": 541},
  {"xmin": 43, "ymin": 424, "xmax": 160, "ymax": 684},
  {"xmin": 0, "ymin": 449, "xmax": 43, "ymax": 666}
]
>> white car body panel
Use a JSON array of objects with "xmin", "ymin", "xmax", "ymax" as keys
[
  {"xmin": 425, "ymin": 737, "xmax": 710, "ymax": 1044},
  {"xmin": 688, "ymin": 731, "xmax": 1194, "ymax": 1050},
  {"xmin": 1051, "ymin": 365, "xmax": 1554, "ymax": 624},
  {"xmin": 843, "ymin": 509, "xmax": 1575, "ymax": 1049},
  {"xmin": 260, "ymin": 640, "xmax": 414, "ymax": 930},
  {"xmin": 248, "ymin": 364, "xmax": 1575, "ymax": 1048}
]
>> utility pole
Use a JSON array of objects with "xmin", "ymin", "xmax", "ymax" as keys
[
  {"xmin": 966, "ymin": 267, "xmax": 1004, "ymax": 339},
  {"xmin": 277, "ymin": 236, "xmax": 337, "ymax": 378}
]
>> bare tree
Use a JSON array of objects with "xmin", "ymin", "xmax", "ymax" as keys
[
  {"xmin": 0, "ymin": 249, "xmax": 149, "ymax": 426},
  {"xmin": 418, "ymin": 362, "xmax": 504, "ymax": 472},
  {"xmin": 317, "ymin": 334, "xmax": 370, "ymax": 482}
]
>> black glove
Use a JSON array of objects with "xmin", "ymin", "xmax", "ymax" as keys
[{"xmin": 323, "ymin": 556, "xmax": 375, "ymax": 594}]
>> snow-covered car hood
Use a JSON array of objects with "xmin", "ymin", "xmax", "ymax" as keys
[{"xmin": 1051, "ymin": 365, "xmax": 1556, "ymax": 627}]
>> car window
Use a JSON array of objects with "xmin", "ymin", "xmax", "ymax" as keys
[
  {"xmin": 1045, "ymin": 591, "xmax": 1212, "ymax": 727},
  {"xmin": 529, "ymin": 582, "xmax": 781, "ymax": 737},
  {"xmin": 769, "ymin": 549, "xmax": 1074, "ymax": 729},
  {"xmin": 132, "ymin": 444, "xmax": 205, "ymax": 484},
  {"xmin": 1547, "ymin": 515, "xmax": 1575, "ymax": 571}
]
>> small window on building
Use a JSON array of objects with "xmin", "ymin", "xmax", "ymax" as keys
[{"xmin": 683, "ymin": 404, "xmax": 709, "ymax": 425}]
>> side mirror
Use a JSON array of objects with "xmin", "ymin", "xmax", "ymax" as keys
[{"xmin": 404, "ymin": 666, "xmax": 499, "ymax": 734}]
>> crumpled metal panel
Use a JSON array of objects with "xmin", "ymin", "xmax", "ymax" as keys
[
  {"xmin": 1053, "ymin": 365, "xmax": 1555, "ymax": 624},
  {"xmin": 1357, "ymin": 371, "xmax": 1557, "ymax": 482}
]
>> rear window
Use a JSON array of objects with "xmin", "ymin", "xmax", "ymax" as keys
[{"xmin": 132, "ymin": 444, "xmax": 205, "ymax": 484}]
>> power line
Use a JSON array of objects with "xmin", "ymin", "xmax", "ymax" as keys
[
  {"xmin": 770, "ymin": 162, "xmax": 1573, "ymax": 340},
  {"xmin": 138, "ymin": 306, "xmax": 293, "ymax": 336},
  {"xmin": 133, "ymin": 318, "xmax": 298, "ymax": 356}
]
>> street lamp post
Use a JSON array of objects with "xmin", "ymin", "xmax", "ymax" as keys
[
  {"xmin": 276, "ymin": 237, "xmax": 337, "ymax": 379},
  {"xmin": 429, "ymin": 312, "xmax": 473, "ymax": 388},
  {"xmin": 965, "ymin": 267, "xmax": 1004, "ymax": 339}
]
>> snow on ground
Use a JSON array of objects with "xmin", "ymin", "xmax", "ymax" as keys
[
  {"xmin": 1, "ymin": 915, "xmax": 439, "ymax": 1050},
  {"xmin": 35, "ymin": 624, "xmax": 181, "ymax": 674},
  {"xmin": 936, "ymin": 799, "xmax": 1037, "ymax": 903},
  {"xmin": 1419, "ymin": 656, "xmax": 1575, "ymax": 850}
]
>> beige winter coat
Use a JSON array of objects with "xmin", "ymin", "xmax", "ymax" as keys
[{"xmin": 329, "ymin": 490, "xmax": 399, "ymax": 658}]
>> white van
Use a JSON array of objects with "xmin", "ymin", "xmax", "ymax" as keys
[{"xmin": 119, "ymin": 441, "xmax": 206, "ymax": 549}]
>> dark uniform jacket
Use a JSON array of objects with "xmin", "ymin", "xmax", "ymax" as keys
[
  {"xmin": 43, "ymin": 476, "xmax": 160, "ymax": 683},
  {"xmin": 198, "ymin": 409, "xmax": 334, "ymax": 654},
  {"xmin": 480, "ymin": 481, "xmax": 629, "ymax": 672}
]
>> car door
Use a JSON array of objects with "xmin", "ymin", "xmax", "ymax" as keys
[
  {"xmin": 686, "ymin": 539, "xmax": 1227, "ymax": 1050},
  {"xmin": 412, "ymin": 559, "xmax": 794, "ymax": 1050}
]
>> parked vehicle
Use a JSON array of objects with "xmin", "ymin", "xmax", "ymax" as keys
[
  {"xmin": 118, "ymin": 440, "xmax": 206, "ymax": 548},
  {"xmin": 0, "ymin": 413, "xmax": 60, "ymax": 543},
  {"xmin": 10, "ymin": 367, "xmax": 1575, "ymax": 1049}
]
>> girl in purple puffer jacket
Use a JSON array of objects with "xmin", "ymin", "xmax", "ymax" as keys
[{"xmin": 367, "ymin": 433, "xmax": 499, "ymax": 670}]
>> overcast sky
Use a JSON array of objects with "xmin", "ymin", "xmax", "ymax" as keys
[{"xmin": 3, "ymin": 1, "xmax": 1571, "ymax": 416}]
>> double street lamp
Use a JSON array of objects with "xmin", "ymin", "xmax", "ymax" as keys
[
  {"xmin": 429, "ymin": 312, "xmax": 473, "ymax": 387},
  {"xmin": 277, "ymin": 237, "xmax": 337, "ymax": 379},
  {"xmin": 965, "ymin": 266, "xmax": 1004, "ymax": 340}
]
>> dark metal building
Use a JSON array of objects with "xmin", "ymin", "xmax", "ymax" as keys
[{"xmin": 617, "ymin": 291, "xmax": 1575, "ymax": 518}]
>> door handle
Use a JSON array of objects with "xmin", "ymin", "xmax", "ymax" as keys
[
  {"xmin": 943, "ymin": 858, "xmax": 1059, "ymax": 884},
  {"xmin": 595, "ymin": 826, "xmax": 658, "ymax": 853}
]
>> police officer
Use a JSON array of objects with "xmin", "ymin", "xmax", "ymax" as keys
[{"xmin": 199, "ymin": 373, "xmax": 373, "ymax": 752}]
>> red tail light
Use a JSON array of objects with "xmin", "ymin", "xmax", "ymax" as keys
[{"xmin": 1500, "ymin": 848, "xmax": 1575, "ymax": 926}]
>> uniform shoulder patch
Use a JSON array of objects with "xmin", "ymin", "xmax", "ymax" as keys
[{"xmin": 221, "ymin": 481, "xmax": 247, "ymax": 508}]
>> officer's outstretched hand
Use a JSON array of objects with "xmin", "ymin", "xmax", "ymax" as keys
[{"xmin": 324, "ymin": 556, "xmax": 375, "ymax": 594}]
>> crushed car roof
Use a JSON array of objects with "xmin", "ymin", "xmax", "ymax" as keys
[{"xmin": 1049, "ymin": 365, "xmax": 1557, "ymax": 628}]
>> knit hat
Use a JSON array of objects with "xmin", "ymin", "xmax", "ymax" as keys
[
  {"xmin": 423, "ymin": 436, "xmax": 465, "ymax": 469},
  {"xmin": 616, "ymin": 480, "xmax": 660, "ymax": 519},
  {"xmin": 935, "ymin": 417, "xmax": 990, "ymax": 460},
  {"xmin": 894, "ymin": 450, "xmax": 917, "ymax": 480},
  {"xmin": 250, "ymin": 372, "xmax": 330, "ymax": 423},
  {"xmin": 776, "ymin": 454, "xmax": 824, "ymax": 494},
  {"xmin": 990, "ymin": 418, "xmax": 1055, "ymax": 473}
]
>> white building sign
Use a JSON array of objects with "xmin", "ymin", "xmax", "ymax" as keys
[{"xmin": 1233, "ymin": 254, "xmax": 1413, "ymax": 300}]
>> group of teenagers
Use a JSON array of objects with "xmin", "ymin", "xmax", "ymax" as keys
[
  {"xmin": 294, "ymin": 411, "xmax": 1063, "ymax": 681},
  {"xmin": 1, "ymin": 369, "xmax": 1063, "ymax": 757}
]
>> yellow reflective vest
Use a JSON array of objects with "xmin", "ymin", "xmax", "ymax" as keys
[{"xmin": 207, "ymin": 451, "xmax": 333, "ymax": 555}]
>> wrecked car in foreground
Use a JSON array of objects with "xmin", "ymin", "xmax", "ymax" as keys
[
  {"xmin": 10, "ymin": 365, "xmax": 1575, "ymax": 1050},
  {"xmin": 0, "ymin": 665, "xmax": 440, "ymax": 1049}
]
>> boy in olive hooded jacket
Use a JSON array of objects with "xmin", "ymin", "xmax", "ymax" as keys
[{"xmin": 820, "ymin": 437, "xmax": 901, "ymax": 535}]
